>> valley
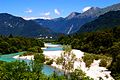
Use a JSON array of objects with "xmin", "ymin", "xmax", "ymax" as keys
[{"xmin": 0, "ymin": 1, "xmax": 120, "ymax": 80}]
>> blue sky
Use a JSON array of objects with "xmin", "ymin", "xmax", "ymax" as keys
[{"xmin": 0, "ymin": 0, "xmax": 119, "ymax": 19}]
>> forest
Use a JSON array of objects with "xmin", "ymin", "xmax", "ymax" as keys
[
  {"xmin": 0, "ymin": 35, "xmax": 93, "ymax": 80},
  {"xmin": 0, "ymin": 49, "xmax": 92, "ymax": 80},
  {"xmin": 1, "ymin": 26, "xmax": 120, "ymax": 79},
  {"xmin": 0, "ymin": 34, "xmax": 44, "ymax": 55},
  {"xmin": 0, "ymin": 58, "xmax": 67, "ymax": 80},
  {"xmin": 58, "ymin": 26, "xmax": 120, "ymax": 79}
]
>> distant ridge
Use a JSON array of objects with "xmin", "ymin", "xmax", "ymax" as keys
[
  {"xmin": 34, "ymin": 3, "xmax": 120, "ymax": 34},
  {"xmin": 0, "ymin": 13, "xmax": 56, "ymax": 38},
  {"xmin": 78, "ymin": 11, "xmax": 120, "ymax": 33}
]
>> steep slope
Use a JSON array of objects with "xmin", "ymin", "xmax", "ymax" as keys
[
  {"xmin": 78, "ymin": 11, "xmax": 120, "ymax": 33},
  {"xmin": 0, "ymin": 13, "xmax": 55, "ymax": 38},
  {"xmin": 35, "ymin": 17, "xmax": 66, "ymax": 34},
  {"xmin": 34, "ymin": 3, "xmax": 120, "ymax": 34},
  {"xmin": 34, "ymin": 8, "xmax": 100, "ymax": 34}
]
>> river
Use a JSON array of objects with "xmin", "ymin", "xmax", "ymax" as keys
[{"xmin": 0, "ymin": 43, "xmax": 63, "ymax": 75}]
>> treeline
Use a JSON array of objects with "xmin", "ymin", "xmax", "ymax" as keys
[
  {"xmin": 0, "ymin": 56, "xmax": 92, "ymax": 80},
  {"xmin": 0, "ymin": 35, "xmax": 44, "ymax": 54},
  {"xmin": 0, "ymin": 59, "xmax": 66, "ymax": 80},
  {"xmin": 58, "ymin": 26, "xmax": 120, "ymax": 79}
]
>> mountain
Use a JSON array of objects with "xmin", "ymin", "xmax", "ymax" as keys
[
  {"xmin": 34, "ymin": 10, "xmax": 98, "ymax": 34},
  {"xmin": 34, "ymin": 9, "xmax": 99, "ymax": 34},
  {"xmin": 0, "ymin": 13, "xmax": 57, "ymax": 38},
  {"xmin": 78, "ymin": 11, "xmax": 120, "ymax": 33},
  {"xmin": 66, "ymin": 12, "xmax": 81, "ymax": 20},
  {"xmin": 34, "ymin": 3, "xmax": 120, "ymax": 34},
  {"xmin": 35, "ymin": 17, "xmax": 66, "ymax": 34}
]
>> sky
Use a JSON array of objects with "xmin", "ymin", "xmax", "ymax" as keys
[{"xmin": 0, "ymin": 0, "xmax": 119, "ymax": 20}]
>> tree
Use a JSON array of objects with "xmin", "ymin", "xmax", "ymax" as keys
[
  {"xmin": 28, "ymin": 46, "xmax": 43, "ymax": 53},
  {"xmin": 9, "ymin": 46, "xmax": 18, "ymax": 53},
  {"xmin": 0, "ymin": 53, "xmax": 2, "ymax": 57},
  {"xmin": 38, "ymin": 47, "xmax": 43, "ymax": 53},
  {"xmin": 0, "ymin": 61, "xmax": 30, "ymax": 80},
  {"xmin": 70, "ymin": 69, "xmax": 93, "ymax": 80},
  {"xmin": 48, "ymin": 71, "xmax": 67, "ymax": 80},
  {"xmin": 8, "ymin": 34, "xmax": 13, "ymax": 38},
  {"xmin": 34, "ymin": 53, "xmax": 45, "ymax": 63},
  {"xmin": 56, "ymin": 45, "xmax": 76, "ymax": 79},
  {"xmin": 0, "ymin": 42, "xmax": 10, "ymax": 54}
]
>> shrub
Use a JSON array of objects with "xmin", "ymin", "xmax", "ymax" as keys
[
  {"xmin": 9, "ymin": 46, "xmax": 18, "ymax": 53},
  {"xmin": 83, "ymin": 53, "xmax": 112, "ymax": 67},
  {"xmin": 99, "ymin": 59, "xmax": 107, "ymax": 67},
  {"xmin": 34, "ymin": 53, "xmax": 45, "ymax": 63},
  {"xmin": 46, "ymin": 59, "xmax": 53, "ymax": 65},
  {"xmin": 28, "ymin": 46, "xmax": 43, "ymax": 53},
  {"xmin": 20, "ymin": 52, "xmax": 34, "ymax": 56}
]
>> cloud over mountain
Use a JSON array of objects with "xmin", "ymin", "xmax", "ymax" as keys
[
  {"xmin": 54, "ymin": 9, "xmax": 60, "ymax": 15},
  {"xmin": 23, "ymin": 16, "xmax": 51, "ymax": 20},
  {"xmin": 82, "ymin": 6, "xmax": 91, "ymax": 12},
  {"xmin": 25, "ymin": 8, "xmax": 32, "ymax": 13},
  {"xmin": 44, "ymin": 12, "xmax": 50, "ymax": 16}
]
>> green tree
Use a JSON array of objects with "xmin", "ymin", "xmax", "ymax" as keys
[
  {"xmin": 70, "ymin": 69, "xmax": 93, "ymax": 80},
  {"xmin": 34, "ymin": 53, "xmax": 45, "ymax": 63},
  {"xmin": 9, "ymin": 34, "xmax": 13, "ymax": 38},
  {"xmin": 0, "ymin": 42, "xmax": 10, "ymax": 54},
  {"xmin": 56, "ymin": 45, "xmax": 76, "ymax": 79}
]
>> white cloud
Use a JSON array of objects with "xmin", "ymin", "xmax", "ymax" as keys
[
  {"xmin": 82, "ymin": 6, "xmax": 91, "ymax": 12},
  {"xmin": 23, "ymin": 16, "xmax": 51, "ymax": 20},
  {"xmin": 44, "ymin": 12, "xmax": 50, "ymax": 16},
  {"xmin": 39, "ymin": 16, "xmax": 51, "ymax": 20},
  {"xmin": 25, "ymin": 8, "xmax": 32, "ymax": 13},
  {"xmin": 23, "ymin": 11, "xmax": 51, "ymax": 20},
  {"xmin": 54, "ymin": 9, "xmax": 60, "ymax": 15}
]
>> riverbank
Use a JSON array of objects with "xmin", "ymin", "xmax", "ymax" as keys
[
  {"xmin": 12, "ymin": 43, "xmax": 114, "ymax": 80},
  {"xmin": 13, "ymin": 55, "xmax": 34, "ymax": 60}
]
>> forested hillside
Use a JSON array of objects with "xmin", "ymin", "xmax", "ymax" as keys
[
  {"xmin": 78, "ymin": 11, "xmax": 120, "ymax": 33},
  {"xmin": 35, "ymin": 3, "xmax": 120, "ymax": 34},
  {"xmin": 0, "ymin": 35, "xmax": 44, "ymax": 54},
  {"xmin": 58, "ymin": 26, "xmax": 120, "ymax": 79}
]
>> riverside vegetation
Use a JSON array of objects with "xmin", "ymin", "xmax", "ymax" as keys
[
  {"xmin": 58, "ymin": 26, "xmax": 120, "ymax": 79},
  {"xmin": 0, "ymin": 27, "xmax": 120, "ymax": 80},
  {"xmin": 0, "ymin": 34, "xmax": 44, "ymax": 55},
  {"xmin": 0, "ymin": 35, "xmax": 93, "ymax": 80}
]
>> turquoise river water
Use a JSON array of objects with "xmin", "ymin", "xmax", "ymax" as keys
[{"xmin": 0, "ymin": 43, "xmax": 63, "ymax": 75}]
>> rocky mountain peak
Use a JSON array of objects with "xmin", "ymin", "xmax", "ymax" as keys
[{"xmin": 66, "ymin": 12, "xmax": 81, "ymax": 19}]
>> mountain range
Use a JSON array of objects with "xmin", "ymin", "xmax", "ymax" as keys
[
  {"xmin": 0, "ymin": 13, "xmax": 57, "ymax": 38},
  {"xmin": 0, "ymin": 3, "xmax": 120, "ymax": 37},
  {"xmin": 34, "ymin": 3, "xmax": 120, "ymax": 34},
  {"xmin": 78, "ymin": 10, "xmax": 120, "ymax": 33}
]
